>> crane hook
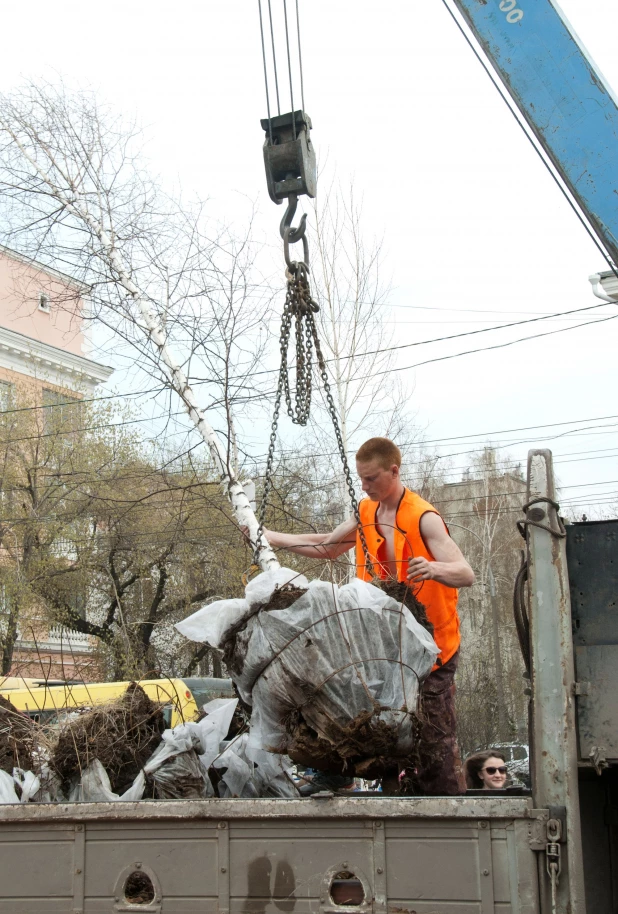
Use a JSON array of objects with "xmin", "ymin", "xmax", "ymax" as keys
[{"xmin": 279, "ymin": 193, "xmax": 307, "ymax": 245}]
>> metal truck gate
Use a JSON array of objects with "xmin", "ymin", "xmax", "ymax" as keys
[{"xmin": 0, "ymin": 796, "xmax": 543, "ymax": 914}]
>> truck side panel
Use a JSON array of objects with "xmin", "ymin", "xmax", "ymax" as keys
[{"xmin": 0, "ymin": 798, "xmax": 542, "ymax": 914}]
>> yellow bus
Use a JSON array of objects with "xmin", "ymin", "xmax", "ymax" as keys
[{"xmin": 0, "ymin": 677, "xmax": 234, "ymax": 728}]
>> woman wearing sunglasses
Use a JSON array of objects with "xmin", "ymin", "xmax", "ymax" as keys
[{"xmin": 464, "ymin": 750, "xmax": 508, "ymax": 789}]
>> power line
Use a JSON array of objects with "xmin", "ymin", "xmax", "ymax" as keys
[
  {"xmin": 1, "ymin": 298, "xmax": 614, "ymax": 422},
  {"xmin": 203, "ymin": 311, "xmax": 618, "ymax": 405},
  {"xmin": 0, "ymin": 384, "xmax": 167, "ymax": 417},
  {"xmin": 0, "ymin": 408, "xmax": 189, "ymax": 446},
  {"xmin": 243, "ymin": 299, "xmax": 618, "ymax": 379},
  {"xmin": 239, "ymin": 412, "xmax": 618, "ymax": 464}
]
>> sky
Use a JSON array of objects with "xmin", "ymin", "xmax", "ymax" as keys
[{"xmin": 0, "ymin": 0, "xmax": 617, "ymax": 516}]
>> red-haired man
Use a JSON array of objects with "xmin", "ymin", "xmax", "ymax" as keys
[{"xmin": 254, "ymin": 437, "xmax": 475, "ymax": 795}]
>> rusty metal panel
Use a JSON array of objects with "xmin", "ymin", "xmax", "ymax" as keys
[
  {"xmin": 0, "ymin": 795, "xmax": 536, "ymax": 823},
  {"xmin": 567, "ymin": 520, "xmax": 618, "ymax": 648},
  {"xmin": 386, "ymin": 820, "xmax": 481, "ymax": 905},
  {"xmin": 488, "ymin": 824, "xmax": 510, "ymax": 905},
  {"xmin": 0, "ymin": 800, "xmax": 546, "ymax": 913},
  {"xmin": 567, "ymin": 519, "xmax": 618, "ymax": 765},
  {"xmin": 510, "ymin": 820, "xmax": 541, "ymax": 914},
  {"xmin": 526, "ymin": 450, "xmax": 586, "ymax": 913},
  {"xmin": 575, "ymin": 646, "xmax": 618, "ymax": 761}
]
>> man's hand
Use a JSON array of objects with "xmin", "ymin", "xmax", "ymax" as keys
[
  {"xmin": 408, "ymin": 513, "xmax": 475, "ymax": 588},
  {"xmin": 407, "ymin": 556, "xmax": 435, "ymax": 582},
  {"xmin": 240, "ymin": 525, "xmax": 253, "ymax": 545}
]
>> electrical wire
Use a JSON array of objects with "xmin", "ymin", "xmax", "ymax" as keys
[
  {"xmin": 246, "ymin": 298, "xmax": 618, "ymax": 378},
  {"xmin": 3, "ymin": 296, "xmax": 612, "ymax": 418},
  {"xmin": 239, "ymin": 415, "xmax": 618, "ymax": 467},
  {"xmin": 205, "ymin": 308, "xmax": 618, "ymax": 410}
]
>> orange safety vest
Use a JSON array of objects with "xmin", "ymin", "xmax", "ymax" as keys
[{"xmin": 355, "ymin": 487, "xmax": 460, "ymax": 665}]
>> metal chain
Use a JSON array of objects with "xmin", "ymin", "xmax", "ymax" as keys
[
  {"xmin": 254, "ymin": 263, "xmax": 313, "ymax": 561},
  {"xmin": 254, "ymin": 349, "xmax": 285, "ymax": 566},
  {"xmin": 310, "ymin": 319, "xmax": 376, "ymax": 579},
  {"xmin": 281, "ymin": 263, "xmax": 314, "ymax": 423},
  {"xmin": 255, "ymin": 234, "xmax": 376, "ymax": 578}
]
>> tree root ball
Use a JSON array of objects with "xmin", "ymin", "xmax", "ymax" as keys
[
  {"xmin": 0, "ymin": 695, "xmax": 36, "ymax": 774},
  {"xmin": 51, "ymin": 682, "xmax": 165, "ymax": 794}
]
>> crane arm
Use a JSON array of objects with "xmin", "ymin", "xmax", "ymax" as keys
[{"xmin": 449, "ymin": 0, "xmax": 618, "ymax": 266}]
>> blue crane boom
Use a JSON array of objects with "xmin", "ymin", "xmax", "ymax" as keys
[{"xmin": 449, "ymin": 0, "xmax": 618, "ymax": 267}]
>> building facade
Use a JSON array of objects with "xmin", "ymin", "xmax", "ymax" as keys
[{"xmin": 0, "ymin": 246, "xmax": 113, "ymax": 680}]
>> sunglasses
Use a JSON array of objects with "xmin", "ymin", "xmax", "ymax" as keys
[{"xmin": 482, "ymin": 766, "xmax": 507, "ymax": 775}]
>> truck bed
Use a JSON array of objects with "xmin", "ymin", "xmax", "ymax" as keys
[{"xmin": 0, "ymin": 796, "xmax": 545, "ymax": 914}]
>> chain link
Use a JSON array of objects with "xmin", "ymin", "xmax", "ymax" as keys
[
  {"xmin": 254, "ymin": 233, "xmax": 376, "ymax": 578},
  {"xmin": 311, "ymin": 317, "xmax": 376, "ymax": 579}
]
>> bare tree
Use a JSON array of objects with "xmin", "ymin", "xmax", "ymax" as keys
[
  {"xmin": 0, "ymin": 380, "xmax": 248, "ymax": 678},
  {"xmin": 249, "ymin": 182, "xmax": 423, "ymax": 581},
  {"xmin": 0, "ymin": 80, "xmax": 278, "ymax": 571},
  {"xmin": 432, "ymin": 448, "xmax": 528, "ymax": 752}
]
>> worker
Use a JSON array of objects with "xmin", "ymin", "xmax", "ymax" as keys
[
  {"xmin": 464, "ymin": 750, "xmax": 508, "ymax": 790},
  {"xmin": 250, "ymin": 436, "xmax": 475, "ymax": 795}
]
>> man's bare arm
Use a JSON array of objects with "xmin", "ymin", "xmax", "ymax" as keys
[
  {"xmin": 407, "ymin": 512, "xmax": 475, "ymax": 588},
  {"xmin": 260, "ymin": 516, "xmax": 358, "ymax": 560}
]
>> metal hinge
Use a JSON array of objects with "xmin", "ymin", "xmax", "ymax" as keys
[
  {"xmin": 528, "ymin": 808, "xmax": 566, "ymax": 851},
  {"xmin": 589, "ymin": 745, "xmax": 609, "ymax": 775},
  {"xmin": 572, "ymin": 680, "xmax": 589, "ymax": 696}
]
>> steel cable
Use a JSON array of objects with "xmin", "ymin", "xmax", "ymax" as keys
[
  {"xmin": 257, "ymin": 0, "xmax": 274, "ymax": 143},
  {"xmin": 282, "ymin": 0, "xmax": 296, "ymax": 135},
  {"xmin": 267, "ymin": 0, "xmax": 281, "ymax": 115}
]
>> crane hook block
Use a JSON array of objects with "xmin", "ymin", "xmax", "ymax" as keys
[{"xmin": 261, "ymin": 110, "xmax": 317, "ymax": 205}]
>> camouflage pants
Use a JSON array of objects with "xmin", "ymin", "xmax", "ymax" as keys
[{"xmin": 412, "ymin": 650, "xmax": 466, "ymax": 796}]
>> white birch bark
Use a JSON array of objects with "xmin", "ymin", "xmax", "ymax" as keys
[{"xmin": 0, "ymin": 115, "xmax": 280, "ymax": 573}]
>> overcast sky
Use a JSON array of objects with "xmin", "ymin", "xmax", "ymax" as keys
[{"xmin": 0, "ymin": 0, "xmax": 617, "ymax": 515}]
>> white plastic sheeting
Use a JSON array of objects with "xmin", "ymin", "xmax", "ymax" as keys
[
  {"xmin": 213, "ymin": 733, "xmax": 298, "ymax": 798},
  {"xmin": 0, "ymin": 768, "xmax": 39, "ymax": 804},
  {"xmin": 0, "ymin": 697, "xmax": 297, "ymax": 803},
  {"xmin": 177, "ymin": 570, "xmax": 439, "ymax": 765},
  {"xmin": 175, "ymin": 569, "xmax": 310, "ymax": 651}
]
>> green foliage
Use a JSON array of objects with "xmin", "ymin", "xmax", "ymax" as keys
[{"xmin": 0, "ymin": 382, "xmax": 249, "ymax": 678}]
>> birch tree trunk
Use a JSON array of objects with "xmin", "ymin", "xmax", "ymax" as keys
[{"xmin": 0, "ymin": 82, "xmax": 279, "ymax": 573}]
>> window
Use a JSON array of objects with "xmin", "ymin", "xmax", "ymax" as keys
[
  {"xmin": 38, "ymin": 293, "xmax": 51, "ymax": 313},
  {"xmin": 42, "ymin": 388, "xmax": 81, "ymax": 432},
  {"xmin": 0, "ymin": 381, "xmax": 13, "ymax": 412}
]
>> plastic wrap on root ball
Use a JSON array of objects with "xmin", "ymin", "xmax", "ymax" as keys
[
  {"xmin": 175, "ymin": 597, "xmax": 250, "ymax": 649},
  {"xmin": 175, "ymin": 569, "xmax": 310, "ymax": 652},
  {"xmin": 242, "ymin": 579, "xmax": 438, "ymax": 772},
  {"xmin": 213, "ymin": 733, "xmax": 299, "ymax": 798},
  {"xmin": 244, "ymin": 568, "xmax": 309, "ymax": 609}
]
